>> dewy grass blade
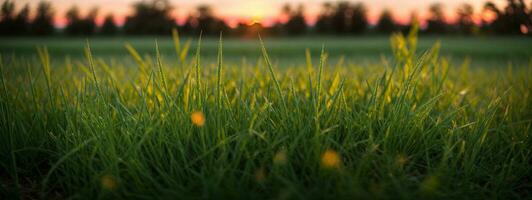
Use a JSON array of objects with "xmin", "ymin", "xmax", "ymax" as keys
[
  {"xmin": 316, "ymin": 44, "xmax": 326, "ymax": 111},
  {"xmin": 84, "ymin": 40, "xmax": 101, "ymax": 97},
  {"xmin": 216, "ymin": 32, "xmax": 223, "ymax": 109},
  {"xmin": 259, "ymin": 34, "xmax": 286, "ymax": 108},
  {"xmin": 305, "ymin": 48, "xmax": 313, "ymax": 73},
  {"xmin": 155, "ymin": 40, "xmax": 168, "ymax": 93},
  {"xmin": 37, "ymin": 47, "xmax": 53, "ymax": 106},
  {"xmin": 180, "ymin": 39, "xmax": 192, "ymax": 64},
  {"xmin": 194, "ymin": 32, "xmax": 203, "ymax": 106},
  {"xmin": 172, "ymin": 28, "xmax": 181, "ymax": 62}
]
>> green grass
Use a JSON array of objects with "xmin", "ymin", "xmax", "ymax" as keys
[{"xmin": 0, "ymin": 29, "xmax": 531, "ymax": 199}]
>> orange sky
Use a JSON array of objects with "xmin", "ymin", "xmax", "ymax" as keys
[{"xmin": 11, "ymin": 0, "xmax": 515, "ymax": 27}]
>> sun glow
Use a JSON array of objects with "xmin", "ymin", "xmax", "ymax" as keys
[{"xmin": 249, "ymin": 16, "xmax": 262, "ymax": 25}]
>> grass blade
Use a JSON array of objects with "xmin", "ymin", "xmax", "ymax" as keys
[
  {"xmin": 216, "ymin": 32, "xmax": 223, "ymax": 109},
  {"xmin": 258, "ymin": 34, "xmax": 285, "ymax": 108}
]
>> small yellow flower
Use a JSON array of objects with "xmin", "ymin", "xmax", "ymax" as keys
[
  {"xmin": 321, "ymin": 149, "xmax": 341, "ymax": 169},
  {"xmin": 254, "ymin": 167, "xmax": 266, "ymax": 183},
  {"xmin": 273, "ymin": 150, "xmax": 287, "ymax": 165},
  {"xmin": 191, "ymin": 111, "xmax": 205, "ymax": 127},
  {"xmin": 156, "ymin": 92, "xmax": 164, "ymax": 103},
  {"xmin": 459, "ymin": 89, "xmax": 468, "ymax": 96},
  {"xmin": 147, "ymin": 99, "xmax": 154, "ymax": 109},
  {"xmin": 147, "ymin": 86, "xmax": 153, "ymax": 95},
  {"xmin": 420, "ymin": 175, "xmax": 439, "ymax": 193},
  {"xmin": 100, "ymin": 175, "xmax": 118, "ymax": 190},
  {"xmin": 396, "ymin": 154, "xmax": 408, "ymax": 167}
]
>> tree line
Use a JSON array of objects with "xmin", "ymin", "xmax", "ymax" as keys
[{"xmin": 0, "ymin": 0, "xmax": 530, "ymax": 37}]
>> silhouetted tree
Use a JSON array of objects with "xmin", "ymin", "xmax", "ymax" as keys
[
  {"xmin": 484, "ymin": 1, "xmax": 506, "ymax": 33},
  {"xmin": 282, "ymin": 4, "xmax": 307, "ymax": 35},
  {"xmin": 331, "ymin": 2, "xmax": 350, "ymax": 34},
  {"xmin": 0, "ymin": 0, "xmax": 14, "ymax": 19},
  {"xmin": 100, "ymin": 14, "xmax": 118, "ymax": 35},
  {"xmin": 426, "ymin": 3, "xmax": 448, "ymax": 34},
  {"xmin": 65, "ymin": 6, "xmax": 81, "ymax": 35},
  {"xmin": 64, "ymin": 6, "xmax": 98, "ymax": 36},
  {"xmin": 0, "ymin": 0, "xmax": 15, "ymax": 35},
  {"xmin": 399, "ymin": 12, "xmax": 419, "ymax": 34},
  {"xmin": 0, "ymin": 1, "xmax": 31, "ymax": 35},
  {"xmin": 123, "ymin": 0, "xmax": 175, "ymax": 35},
  {"xmin": 13, "ymin": 4, "xmax": 30, "ymax": 35},
  {"xmin": 195, "ymin": 5, "xmax": 227, "ymax": 35},
  {"xmin": 456, "ymin": 3, "xmax": 476, "ymax": 35},
  {"xmin": 376, "ymin": 9, "xmax": 396, "ymax": 34},
  {"xmin": 315, "ymin": 3, "xmax": 334, "ymax": 34},
  {"xmin": 268, "ymin": 23, "xmax": 283, "ymax": 36},
  {"xmin": 84, "ymin": 8, "xmax": 98, "ymax": 35},
  {"xmin": 350, "ymin": 2, "xmax": 367, "ymax": 34},
  {"xmin": 182, "ymin": 15, "xmax": 196, "ymax": 35},
  {"xmin": 31, "ymin": 1, "xmax": 55, "ymax": 35},
  {"xmin": 484, "ymin": 0, "xmax": 531, "ymax": 34},
  {"xmin": 234, "ymin": 22, "xmax": 247, "ymax": 36}
]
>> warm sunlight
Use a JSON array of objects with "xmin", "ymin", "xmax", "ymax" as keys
[
  {"xmin": 1, "ymin": 0, "xmax": 530, "ymax": 199},
  {"xmin": 249, "ymin": 16, "xmax": 262, "ymax": 26},
  {"xmin": 13, "ymin": 0, "xmax": 508, "ymax": 27},
  {"xmin": 230, "ymin": 2, "xmax": 268, "ymax": 26}
]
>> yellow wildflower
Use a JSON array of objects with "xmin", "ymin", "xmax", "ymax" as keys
[
  {"xmin": 420, "ymin": 175, "xmax": 439, "ymax": 193},
  {"xmin": 191, "ymin": 111, "xmax": 205, "ymax": 127},
  {"xmin": 321, "ymin": 149, "xmax": 341, "ymax": 169},
  {"xmin": 396, "ymin": 154, "xmax": 408, "ymax": 167},
  {"xmin": 254, "ymin": 167, "xmax": 266, "ymax": 183},
  {"xmin": 100, "ymin": 175, "xmax": 118, "ymax": 190},
  {"xmin": 273, "ymin": 150, "xmax": 287, "ymax": 165}
]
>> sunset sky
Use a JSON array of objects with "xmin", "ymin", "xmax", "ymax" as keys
[{"xmin": 12, "ymin": 0, "xmax": 513, "ymax": 27}]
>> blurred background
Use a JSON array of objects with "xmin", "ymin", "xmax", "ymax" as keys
[
  {"xmin": 0, "ymin": 0, "xmax": 531, "ymax": 66},
  {"xmin": 1, "ymin": 0, "xmax": 531, "ymax": 36}
]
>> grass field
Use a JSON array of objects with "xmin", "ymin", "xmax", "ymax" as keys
[
  {"xmin": 1, "ymin": 35, "xmax": 531, "ymax": 67},
  {"xmin": 1, "ymin": 28, "xmax": 531, "ymax": 199}
]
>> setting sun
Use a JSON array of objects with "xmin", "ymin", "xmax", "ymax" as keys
[{"xmin": 249, "ymin": 16, "xmax": 262, "ymax": 25}]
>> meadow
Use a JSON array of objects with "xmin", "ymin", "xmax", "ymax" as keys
[
  {"xmin": 1, "ymin": 34, "xmax": 531, "ymax": 67},
  {"xmin": 0, "ymin": 27, "xmax": 531, "ymax": 199}
]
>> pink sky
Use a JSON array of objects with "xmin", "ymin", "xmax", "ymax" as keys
[{"xmin": 12, "ymin": 0, "xmax": 515, "ymax": 27}]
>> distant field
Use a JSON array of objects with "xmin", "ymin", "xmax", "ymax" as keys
[{"xmin": 1, "ymin": 36, "xmax": 531, "ymax": 67}]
